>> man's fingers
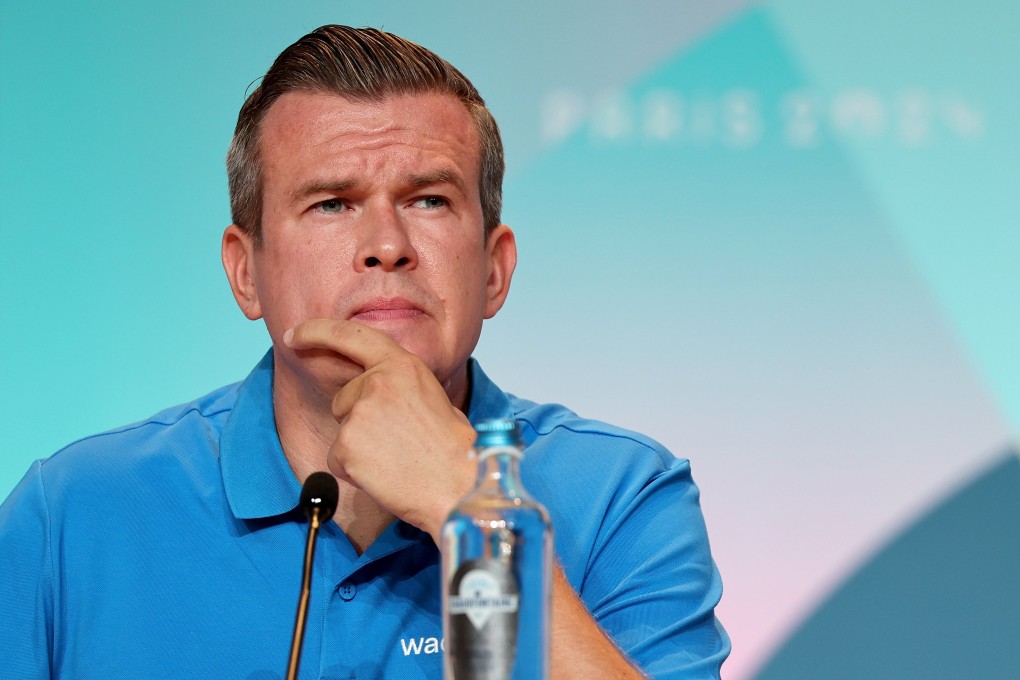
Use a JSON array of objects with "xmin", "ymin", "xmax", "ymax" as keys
[
  {"xmin": 284, "ymin": 319, "xmax": 405, "ymax": 369},
  {"xmin": 330, "ymin": 358, "xmax": 442, "ymax": 422},
  {"xmin": 331, "ymin": 373, "xmax": 365, "ymax": 421},
  {"xmin": 325, "ymin": 455, "xmax": 357, "ymax": 488}
]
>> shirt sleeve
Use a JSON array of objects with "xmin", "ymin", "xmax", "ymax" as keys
[
  {"xmin": 1, "ymin": 461, "xmax": 56, "ymax": 679},
  {"xmin": 576, "ymin": 454, "xmax": 730, "ymax": 680}
]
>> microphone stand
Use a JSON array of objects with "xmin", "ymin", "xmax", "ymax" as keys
[
  {"xmin": 286, "ymin": 506, "xmax": 324, "ymax": 680},
  {"xmin": 286, "ymin": 472, "xmax": 339, "ymax": 680}
]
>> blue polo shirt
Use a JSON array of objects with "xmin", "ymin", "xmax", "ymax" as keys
[{"xmin": 0, "ymin": 353, "xmax": 728, "ymax": 679}]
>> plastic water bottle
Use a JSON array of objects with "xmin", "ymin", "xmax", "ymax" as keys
[{"xmin": 441, "ymin": 418, "xmax": 552, "ymax": 680}]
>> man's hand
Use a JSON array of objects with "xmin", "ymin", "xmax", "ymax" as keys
[
  {"xmin": 285, "ymin": 319, "xmax": 647, "ymax": 680},
  {"xmin": 283, "ymin": 319, "xmax": 477, "ymax": 543}
]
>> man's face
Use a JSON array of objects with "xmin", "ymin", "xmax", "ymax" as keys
[{"xmin": 225, "ymin": 91, "xmax": 514, "ymax": 397}]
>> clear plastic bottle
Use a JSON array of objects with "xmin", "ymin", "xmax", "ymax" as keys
[{"xmin": 441, "ymin": 418, "xmax": 552, "ymax": 680}]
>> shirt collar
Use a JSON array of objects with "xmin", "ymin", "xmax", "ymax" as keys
[
  {"xmin": 465, "ymin": 357, "xmax": 514, "ymax": 425},
  {"xmin": 220, "ymin": 350, "xmax": 302, "ymax": 520},
  {"xmin": 220, "ymin": 353, "xmax": 513, "ymax": 522}
]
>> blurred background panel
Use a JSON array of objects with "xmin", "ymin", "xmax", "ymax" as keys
[{"xmin": 2, "ymin": 2, "xmax": 1017, "ymax": 678}]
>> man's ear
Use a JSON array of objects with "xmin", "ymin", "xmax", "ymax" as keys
[
  {"xmin": 483, "ymin": 224, "xmax": 517, "ymax": 319},
  {"xmin": 221, "ymin": 224, "xmax": 263, "ymax": 320}
]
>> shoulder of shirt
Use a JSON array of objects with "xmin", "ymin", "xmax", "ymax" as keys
[
  {"xmin": 504, "ymin": 392, "xmax": 688, "ymax": 470},
  {"xmin": 39, "ymin": 382, "xmax": 243, "ymax": 469}
]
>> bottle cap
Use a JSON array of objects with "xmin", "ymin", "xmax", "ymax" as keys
[{"xmin": 474, "ymin": 418, "xmax": 522, "ymax": 448}]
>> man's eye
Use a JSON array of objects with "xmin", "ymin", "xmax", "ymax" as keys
[
  {"xmin": 316, "ymin": 199, "xmax": 346, "ymax": 213},
  {"xmin": 414, "ymin": 196, "xmax": 447, "ymax": 209}
]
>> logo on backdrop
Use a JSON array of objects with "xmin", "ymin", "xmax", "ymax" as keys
[{"xmin": 541, "ymin": 88, "xmax": 985, "ymax": 148}]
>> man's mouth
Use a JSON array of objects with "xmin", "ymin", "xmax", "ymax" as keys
[{"xmin": 349, "ymin": 297, "xmax": 425, "ymax": 322}]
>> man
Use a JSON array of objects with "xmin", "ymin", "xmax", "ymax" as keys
[{"xmin": 0, "ymin": 26, "xmax": 728, "ymax": 678}]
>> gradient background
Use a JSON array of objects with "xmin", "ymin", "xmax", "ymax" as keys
[{"xmin": 2, "ymin": 2, "xmax": 1018, "ymax": 678}]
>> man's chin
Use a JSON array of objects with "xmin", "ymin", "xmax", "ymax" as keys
[
  {"xmin": 350, "ymin": 319, "xmax": 434, "ymax": 359},
  {"xmin": 350, "ymin": 316, "xmax": 423, "ymax": 342}
]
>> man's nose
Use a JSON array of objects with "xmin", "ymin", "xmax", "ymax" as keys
[{"xmin": 354, "ymin": 206, "xmax": 418, "ymax": 272}]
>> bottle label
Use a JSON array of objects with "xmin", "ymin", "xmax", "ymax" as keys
[{"xmin": 448, "ymin": 559, "xmax": 519, "ymax": 679}]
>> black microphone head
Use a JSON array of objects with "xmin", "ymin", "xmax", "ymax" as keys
[{"xmin": 300, "ymin": 472, "xmax": 339, "ymax": 523}]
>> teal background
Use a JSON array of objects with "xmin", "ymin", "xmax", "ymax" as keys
[{"xmin": 2, "ymin": 2, "xmax": 1018, "ymax": 678}]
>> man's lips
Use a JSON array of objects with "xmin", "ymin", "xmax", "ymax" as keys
[{"xmin": 349, "ymin": 298, "xmax": 425, "ymax": 322}]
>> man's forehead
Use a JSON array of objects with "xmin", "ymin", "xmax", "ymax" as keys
[
  {"xmin": 257, "ymin": 90, "xmax": 484, "ymax": 207},
  {"xmin": 261, "ymin": 90, "xmax": 478, "ymax": 147}
]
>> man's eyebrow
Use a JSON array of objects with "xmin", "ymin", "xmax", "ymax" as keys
[
  {"xmin": 290, "ymin": 179, "xmax": 358, "ymax": 204},
  {"xmin": 409, "ymin": 169, "xmax": 466, "ymax": 194}
]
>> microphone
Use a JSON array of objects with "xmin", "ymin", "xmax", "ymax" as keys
[
  {"xmin": 299, "ymin": 471, "xmax": 340, "ymax": 524},
  {"xmin": 286, "ymin": 472, "xmax": 339, "ymax": 680}
]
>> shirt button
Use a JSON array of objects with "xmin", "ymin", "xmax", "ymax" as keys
[{"xmin": 338, "ymin": 582, "xmax": 357, "ymax": 601}]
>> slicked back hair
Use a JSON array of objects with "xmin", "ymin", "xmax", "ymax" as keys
[{"xmin": 226, "ymin": 25, "xmax": 504, "ymax": 246}]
